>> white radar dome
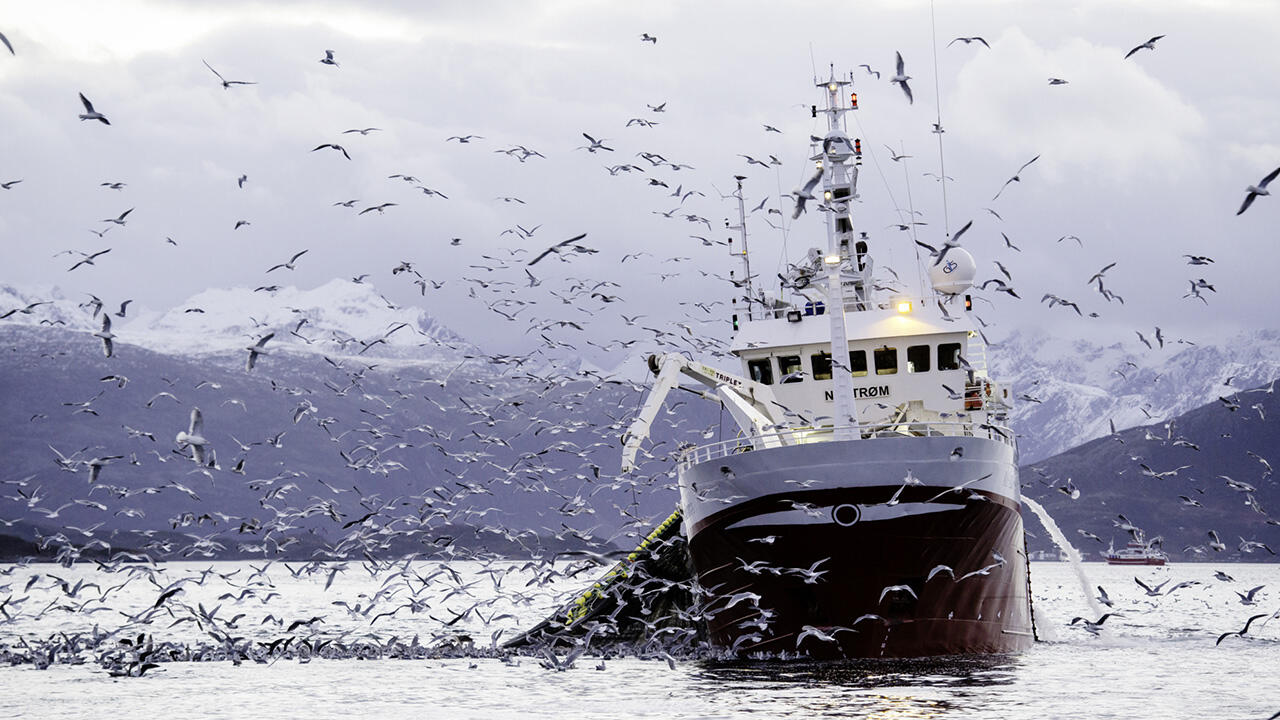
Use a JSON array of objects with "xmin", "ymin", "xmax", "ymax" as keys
[{"xmin": 928, "ymin": 247, "xmax": 976, "ymax": 295}]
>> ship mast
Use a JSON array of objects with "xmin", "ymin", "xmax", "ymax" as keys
[{"xmin": 813, "ymin": 67, "xmax": 862, "ymax": 433}]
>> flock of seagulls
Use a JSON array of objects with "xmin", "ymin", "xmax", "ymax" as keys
[{"xmin": 0, "ymin": 17, "xmax": 1276, "ymax": 688}]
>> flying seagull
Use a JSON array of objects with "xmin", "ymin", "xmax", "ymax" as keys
[
  {"xmin": 266, "ymin": 249, "xmax": 308, "ymax": 273},
  {"xmin": 245, "ymin": 333, "xmax": 273, "ymax": 371},
  {"xmin": 1124, "ymin": 35, "xmax": 1165, "ymax": 59},
  {"xmin": 202, "ymin": 59, "xmax": 256, "ymax": 89},
  {"xmin": 320, "ymin": 49, "xmax": 339, "ymax": 67},
  {"xmin": 791, "ymin": 165, "xmax": 824, "ymax": 219},
  {"xmin": 175, "ymin": 407, "xmax": 208, "ymax": 465},
  {"xmin": 991, "ymin": 155, "xmax": 1040, "ymax": 201},
  {"xmin": 1236, "ymin": 166, "xmax": 1280, "ymax": 215},
  {"xmin": 932, "ymin": 219, "xmax": 974, "ymax": 267},
  {"xmin": 93, "ymin": 314, "xmax": 115, "ymax": 358},
  {"xmin": 948, "ymin": 36, "xmax": 990, "ymax": 48},
  {"xmin": 528, "ymin": 233, "xmax": 590, "ymax": 266},
  {"xmin": 0, "ymin": 31, "xmax": 13, "ymax": 55},
  {"xmin": 640, "ymin": 33, "xmax": 657, "ymax": 44},
  {"xmin": 312, "ymin": 143, "xmax": 351, "ymax": 160},
  {"xmin": 890, "ymin": 51, "xmax": 913, "ymax": 104},
  {"xmin": 78, "ymin": 93, "xmax": 110, "ymax": 125}
]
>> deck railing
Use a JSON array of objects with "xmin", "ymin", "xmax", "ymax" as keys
[{"xmin": 677, "ymin": 420, "xmax": 1013, "ymax": 470}]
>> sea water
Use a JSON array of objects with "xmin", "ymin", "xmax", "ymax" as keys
[{"xmin": 0, "ymin": 561, "xmax": 1276, "ymax": 719}]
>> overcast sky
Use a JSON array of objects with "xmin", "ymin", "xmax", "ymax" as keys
[{"xmin": 2, "ymin": 0, "xmax": 1278, "ymax": 363}]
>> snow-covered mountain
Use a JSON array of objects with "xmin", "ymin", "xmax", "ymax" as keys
[
  {"xmin": 2, "ymin": 279, "xmax": 480, "ymax": 370},
  {"xmin": 6, "ymin": 281, "xmax": 1280, "ymax": 465},
  {"xmin": 119, "ymin": 279, "xmax": 474, "ymax": 362},
  {"xmin": 994, "ymin": 329, "xmax": 1280, "ymax": 462}
]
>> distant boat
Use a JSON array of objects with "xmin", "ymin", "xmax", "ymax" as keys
[{"xmin": 1104, "ymin": 540, "xmax": 1168, "ymax": 565}]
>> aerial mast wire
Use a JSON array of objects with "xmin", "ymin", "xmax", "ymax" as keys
[{"xmin": 929, "ymin": 0, "xmax": 951, "ymax": 238}]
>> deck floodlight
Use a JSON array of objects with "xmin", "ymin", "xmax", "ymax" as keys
[
  {"xmin": 897, "ymin": 300, "xmax": 912, "ymax": 314},
  {"xmin": 786, "ymin": 310, "xmax": 803, "ymax": 323},
  {"xmin": 823, "ymin": 253, "xmax": 841, "ymax": 265}
]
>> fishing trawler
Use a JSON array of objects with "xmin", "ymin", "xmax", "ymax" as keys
[
  {"xmin": 1104, "ymin": 539, "xmax": 1168, "ymax": 566},
  {"xmin": 618, "ymin": 69, "xmax": 1035, "ymax": 658}
]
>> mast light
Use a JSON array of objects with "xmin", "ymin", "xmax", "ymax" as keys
[
  {"xmin": 823, "ymin": 254, "xmax": 841, "ymax": 265},
  {"xmin": 850, "ymin": 93, "xmax": 858, "ymax": 109}
]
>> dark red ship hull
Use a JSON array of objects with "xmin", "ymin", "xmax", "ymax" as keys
[{"xmin": 686, "ymin": 485, "xmax": 1034, "ymax": 658}]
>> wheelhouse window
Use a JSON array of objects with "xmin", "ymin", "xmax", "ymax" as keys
[
  {"xmin": 906, "ymin": 345, "xmax": 931, "ymax": 373},
  {"xmin": 848, "ymin": 350, "xmax": 868, "ymax": 377},
  {"xmin": 874, "ymin": 346, "xmax": 898, "ymax": 375},
  {"xmin": 810, "ymin": 352, "xmax": 832, "ymax": 381},
  {"xmin": 747, "ymin": 358, "xmax": 774, "ymax": 385},
  {"xmin": 938, "ymin": 342, "xmax": 962, "ymax": 371},
  {"xmin": 778, "ymin": 355, "xmax": 803, "ymax": 383}
]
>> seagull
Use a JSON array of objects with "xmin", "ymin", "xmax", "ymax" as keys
[
  {"xmin": 640, "ymin": 33, "xmax": 657, "ymax": 44},
  {"xmin": 202, "ymin": 59, "xmax": 256, "ymax": 88},
  {"xmin": 102, "ymin": 207, "xmax": 134, "ymax": 225},
  {"xmin": 1134, "ymin": 576, "xmax": 1170, "ymax": 596},
  {"xmin": 78, "ymin": 92, "xmax": 110, "ymax": 124},
  {"xmin": 948, "ymin": 36, "xmax": 990, "ymax": 48},
  {"xmin": 175, "ymin": 407, "xmax": 208, "ymax": 464},
  {"xmin": 343, "ymin": 127, "xmax": 381, "ymax": 135},
  {"xmin": 68, "ymin": 248, "xmax": 112, "ymax": 272},
  {"xmin": 884, "ymin": 146, "xmax": 912, "ymax": 162},
  {"xmin": 1216, "ymin": 613, "xmax": 1268, "ymax": 645},
  {"xmin": 245, "ymin": 333, "xmax": 273, "ymax": 371},
  {"xmin": 858, "ymin": 64, "xmax": 880, "ymax": 79},
  {"xmin": 791, "ymin": 165, "xmax": 824, "ymax": 219},
  {"xmin": 795, "ymin": 625, "xmax": 853, "ymax": 648},
  {"xmin": 578, "ymin": 133, "xmax": 614, "ymax": 153},
  {"xmin": 1235, "ymin": 585, "xmax": 1265, "ymax": 605},
  {"xmin": 0, "ymin": 179, "xmax": 21, "ymax": 189},
  {"xmin": 359, "ymin": 202, "xmax": 397, "ymax": 215},
  {"xmin": 319, "ymin": 49, "xmax": 339, "ymax": 67},
  {"xmin": 932, "ymin": 219, "xmax": 974, "ymax": 267},
  {"xmin": 1124, "ymin": 35, "xmax": 1165, "ymax": 59},
  {"xmin": 991, "ymin": 155, "xmax": 1040, "ymax": 201},
  {"xmin": 266, "ymin": 249, "xmax": 308, "ymax": 273},
  {"xmin": 1070, "ymin": 613, "xmax": 1118, "ymax": 635},
  {"xmin": 1048, "ymin": 78, "xmax": 1069, "ymax": 85},
  {"xmin": 528, "ymin": 233, "xmax": 590, "ymax": 266},
  {"xmin": 93, "ymin": 315, "xmax": 115, "ymax": 358},
  {"xmin": 312, "ymin": 143, "xmax": 351, "ymax": 160},
  {"xmin": 0, "ymin": 30, "xmax": 13, "ymax": 55},
  {"xmin": 1236, "ymin": 166, "xmax": 1280, "ymax": 215},
  {"xmin": 879, "ymin": 584, "xmax": 918, "ymax": 602},
  {"xmin": 889, "ymin": 51, "xmax": 913, "ymax": 104},
  {"xmin": 1096, "ymin": 586, "xmax": 1114, "ymax": 607},
  {"xmin": 446, "ymin": 135, "xmax": 484, "ymax": 143}
]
